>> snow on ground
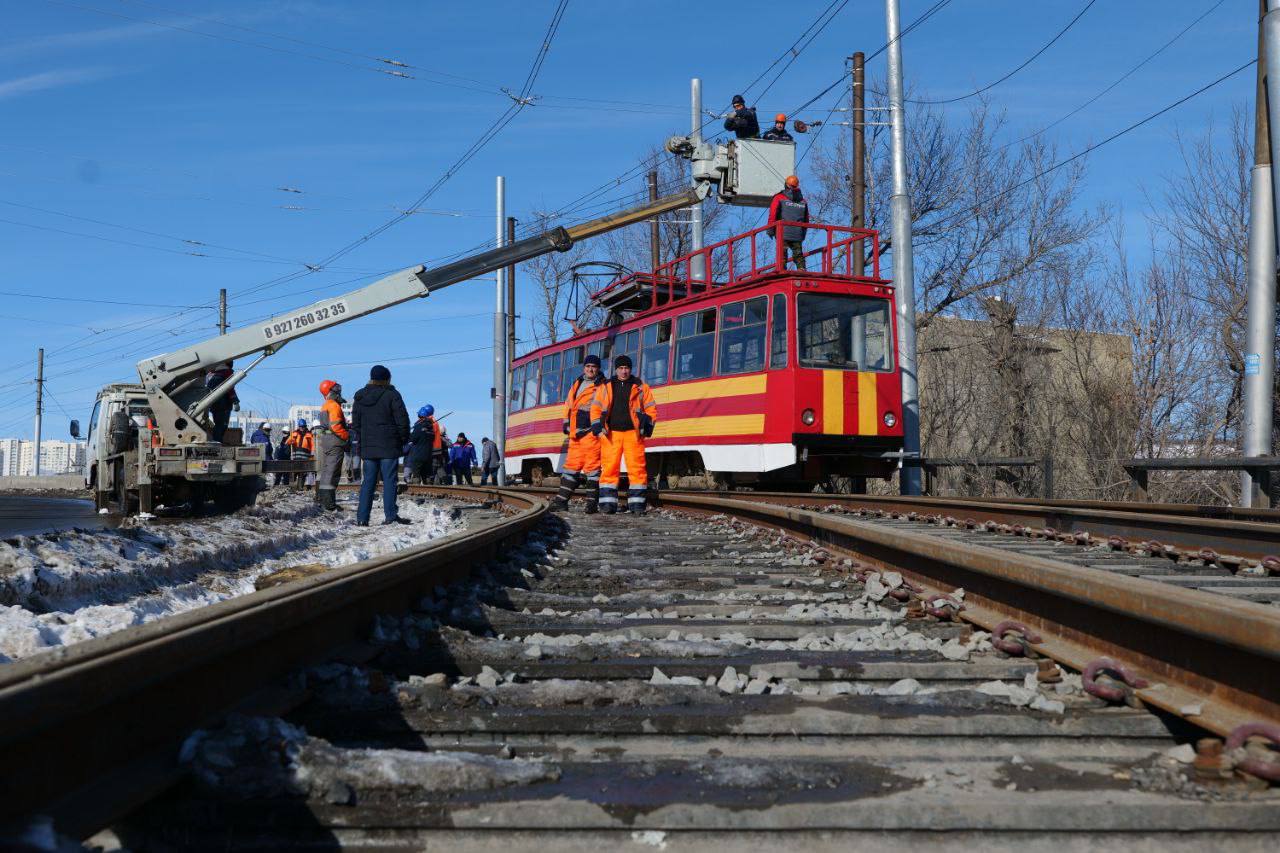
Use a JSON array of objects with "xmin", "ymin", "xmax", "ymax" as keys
[{"xmin": 0, "ymin": 489, "xmax": 462, "ymax": 663}]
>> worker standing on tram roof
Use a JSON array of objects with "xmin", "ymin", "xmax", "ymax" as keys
[
  {"xmin": 761, "ymin": 113, "xmax": 794, "ymax": 142},
  {"xmin": 591, "ymin": 354, "xmax": 658, "ymax": 516},
  {"xmin": 551, "ymin": 353, "xmax": 606, "ymax": 514},
  {"xmin": 723, "ymin": 95, "xmax": 759, "ymax": 139},
  {"xmin": 315, "ymin": 379, "xmax": 350, "ymax": 512},
  {"xmin": 768, "ymin": 175, "xmax": 809, "ymax": 272}
]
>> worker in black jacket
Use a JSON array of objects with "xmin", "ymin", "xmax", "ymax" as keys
[
  {"xmin": 761, "ymin": 113, "xmax": 794, "ymax": 142},
  {"xmin": 723, "ymin": 94, "xmax": 759, "ymax": 139},
  {"xmin": 351, "ymin": 364, "xmax": 412, "ymax": 526}
]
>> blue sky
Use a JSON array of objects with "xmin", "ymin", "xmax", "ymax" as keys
[{"xmin": 0, "ymin": 1, "xmax": 1254, "ymax": 445}]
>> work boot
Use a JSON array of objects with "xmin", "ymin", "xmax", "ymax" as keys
[
  {"xmin": 549, "ymin": 497, "xmax": 569, "ymax": 512},
  {"xmin": 629, "ymin": 503, "xmax": 646, "ymax": 516},
  {"xmin": 602, "ymin": 502, "xmax": 616, "ymax": 515},
  {"xmin": 584, "ymin": 499, "xmax": 598, "ymax": 515},
  {"xmin": 383, "ymin": 516, "xmax": 412, "ymax": 525}
]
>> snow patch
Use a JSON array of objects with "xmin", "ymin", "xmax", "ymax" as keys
[{"xmin": 0, "ymin": 490, "xmax": 459, "ymax": 662}]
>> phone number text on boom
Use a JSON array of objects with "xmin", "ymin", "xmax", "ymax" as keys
[{"xmin": 263, "ymin": 300, "xmax": 349, "ymax": 340}]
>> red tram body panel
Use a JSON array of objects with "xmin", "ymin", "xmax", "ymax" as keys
[{"xmin": 505, "ymin": 221, "xmax": 904, "ymax": 487}]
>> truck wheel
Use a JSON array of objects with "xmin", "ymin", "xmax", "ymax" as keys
[
  {"xmin": 213, "ymin": 477, "xmax": 262, "ymax": 514},
  {"xmin": 113, "ymin": 460, "xmax": 138, "ymax": 515}
]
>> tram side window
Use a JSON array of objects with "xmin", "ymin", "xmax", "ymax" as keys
[
  {"xmin": 539, "ymin": 352, "xmax": 562, "ymax": 405},
  {"xmin": 509, "ymin": 364, "xmax": 524, "ymax": 412},
  {"xmin": 561, "ymin": 345, "xmax": 584, "ymax": 389},
  {"xmin": 797, "ymin": 294, "xmax": 893, "ymax": 371},
  {"xmin": 770, "ymin": 293, "xmax": 787, "ymax": 369},
  {"xmin": 675, "ymin": 308, "xmax": 716, "ymax": 381},
  {"xmin": 586, "ymin": 339, "xmax": 610, "ymax": 364},
  {"xmin": 718, "ymin": 296, "xmax": 768, "ymax": 375},
  {"xmin": 613, "ymin": 329, "xmax": 639, "ymax": 373},
  {"xmin": 640, "ymin": 320, "xmax": 672, "ymax": 386},
  {"xmin": 523, "ymin": 359, "xmax": 541, "ymax": 408}
]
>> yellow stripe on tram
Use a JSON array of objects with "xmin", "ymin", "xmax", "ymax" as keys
[
  {"xmin": 822, "ymin": 370, "xmax": 844, "ymax": 434},
  {"xmin": 858, "ymin": 372, "xmax": 878, "ymax": 435}
]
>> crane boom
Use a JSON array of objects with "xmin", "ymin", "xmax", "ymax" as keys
[{"xmin": 137, "ymin": 185, "xmax": 707, "ymax": 444}]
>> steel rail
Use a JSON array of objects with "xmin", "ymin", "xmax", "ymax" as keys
[
  {"xmin": 658, "ymin": 492, "xmax": 1280, "ymax": 738},
  {"xmin": 508, "ymin": 485, "xmax": 1280, "ymax": 560},
  {"xmin": 0, "ymin": 487, "xmax": 546, "ymax": 831}
]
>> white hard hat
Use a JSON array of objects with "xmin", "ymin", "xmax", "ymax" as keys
[{"xmin": 260, "ymin": 422, "xmax": 270, "ymax": 429}]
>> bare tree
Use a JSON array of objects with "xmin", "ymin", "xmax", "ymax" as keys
[{"xmin": 809, "ymin": 91, "xmax": 1099, "ymax": 329}]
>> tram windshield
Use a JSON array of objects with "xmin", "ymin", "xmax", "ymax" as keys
[{"xmin": 797, "ymin": 294, "xmax": 893, "ymax": 372}]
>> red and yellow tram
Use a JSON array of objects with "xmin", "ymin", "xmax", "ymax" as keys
[{"xmin": 504, "ymin": 221, "xmax": 904, "ymax": 489}]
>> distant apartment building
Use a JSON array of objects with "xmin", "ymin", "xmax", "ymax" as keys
[{"xmin": 0, "ymin": 439, "xmax": 86, "ymax": 476}]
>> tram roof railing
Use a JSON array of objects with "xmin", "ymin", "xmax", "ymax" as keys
[{"xmin": 588, "ymin": 221, "xmax": 885, "ymax": 317}]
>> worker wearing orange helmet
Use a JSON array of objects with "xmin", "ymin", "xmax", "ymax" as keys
[
  {"xmin": 767, "ymin": 175, "xmax": 810, "ymax": 271},
  {"xmin": 315, "ymin": 378, "xmax": 351, "ymax": 511},
  {"xmin": 589, "ymin": 354, "xmax": 658, "ymax": 515},
  {"xmin": 550, "ymin": 353, "xmax": 605, "ymax": 513},
  {"xmin": 761, "ymin": 113, "xmax": 794, "ymax": 142}
]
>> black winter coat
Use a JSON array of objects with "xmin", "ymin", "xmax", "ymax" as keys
[
  {"xmin": 351, "ymin": 382, "xmax": 410, "ymax": 460},
  {"xmin": 723, "ymin": 106, "xmax": 759, "ymax": 139},
  {"xmin": 409, "ymin": 417, "xmax": 435, "ymax": 462}
]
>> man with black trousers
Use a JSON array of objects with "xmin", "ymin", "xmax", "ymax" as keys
[{"xmin": 351, "ymin": 364, "xmax": 412, "ymax": 526}]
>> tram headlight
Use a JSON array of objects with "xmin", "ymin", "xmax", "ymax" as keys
[
  {"xmin": 801, "ymin": 408, "xmax": 816, "ymax": 426},
  {"xmin": 883, "ymin": 411, "xmax": 897, "ymax": 428}
]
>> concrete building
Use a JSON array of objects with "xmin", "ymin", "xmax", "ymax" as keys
[{"xmin": 0, "ymin": 439, "xmax": 86, "ymax": 476}]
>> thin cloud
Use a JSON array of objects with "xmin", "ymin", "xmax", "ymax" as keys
[
  {"xmin": 0, "ymin": 22, "xmax": 160, "ymax": 61},
  {"xmin": 0, "ymin": 67, "xmax": 116, "ymax": 100}
]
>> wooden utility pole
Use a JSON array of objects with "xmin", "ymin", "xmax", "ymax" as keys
[
  {"xmin": 851, "ymin": 51, "xmax": 866, "ymax": 278},
  {"xmin": 648, "ymin": 170, "xmax": 661, "ymax": 271},
  {"xmin": 506, "ymin": 216, "xmax": 517, "ymax": 359}
]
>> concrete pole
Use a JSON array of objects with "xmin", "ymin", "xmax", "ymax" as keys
[
  {"xmin": 218, "ymin": 288, "xmax": 228, "ymax": 335},
  {"xmin": 851, "ymin": 51, "xmax": 866, "ymax": 278},
  {"xmin": 33, "ymin": 347, "xmax": 43, "ymax": 477},
  {"xmin": 886, "ymin": 0, "xmax": 922, "ymax": 495},
  {"xmin": 648, "ymin": 170, "xmax": 661, "ymax": 271},
  {"xmin": 493, "ymin": 176, "xmax": 508, "ymax": 485},
  {"xmin": 690, "ymin": 77, "xmax": 706, "ymax": 281},
  {"xmin": 506, "ymin": 216, "xmax": 517, "ymax": 360},
  {"xmin": 1246, "ymin": 0, "xmax": 1280, "ymax": 505}
]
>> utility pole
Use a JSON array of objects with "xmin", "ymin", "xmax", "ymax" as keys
[
  {"xmin": 886, "ymin": 0, "xmax": 922, "ymax": 495},
  {"xmin": 851, "ymin": 51, "xmax": 866, "ymax": 278},
  {"xmin": 493, "ymin": 176, "xmax": 508, "ymax": 486},
  {"xmin": 218, "ymin": 288, "xmax": 228, "ymax": 335},
  {"xmin": 690, "ymin": 77, "xmax": 706, "ymax": 281},
  {"xmin": 506, "ymin": 216, "xmax": 517, "ymax": 361},
  {"xmin": 33, "ymin": 348, "xmax": 44, "ymax": 477},
  {"xmin": 648, "ymin": 170, "xmax": 661, "ymax": 270},
  {"xmin": 1246, "ymin": 0, "xmax": 1280, "ymax": 505}
]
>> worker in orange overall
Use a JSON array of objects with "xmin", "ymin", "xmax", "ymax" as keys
[
  {"xmin": 590, "ymin": 354, "xmax": 658, "ymax": 515},
  {"xmin": 315, "ymin": 379, "xmax": 351, "ymax": 511},
  {"xmin": 550, "ymin": 353, "xmax": 605, "ymax": 514}
]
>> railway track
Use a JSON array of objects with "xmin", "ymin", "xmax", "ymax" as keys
[{"xmin": 1, "ymin": 487, "xmax": 1278, "ymax": 850}]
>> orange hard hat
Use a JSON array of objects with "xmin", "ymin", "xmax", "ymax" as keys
[
  {"xmin": 785, "ymin": 175, "xmax": 800, "ymax": 188},
  {"xmin": 319, "ymin": 379, "xmax": 338, "ymax": 397},
  {"xmin": 775, "ymin": 113, "xmax": 787, "ymax": 122}
]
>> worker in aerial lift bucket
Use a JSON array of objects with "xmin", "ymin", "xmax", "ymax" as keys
[
  {"xmin": 723, "ymin": 94, "xmax": 759, "ymax": 139},
  {"xmin": 768, "ymin": 175, "xmax": 810, "ymax": 271},
  {"xmin": 761, "ymin": 113, "xmax": 794, "ymax": 142},
  {"xmin": 315, "ymin": 379, "xmax": 350, "ymax": 511},
  {"xmin": 550, "ymin": 353, "xmax": 605, "ymax": 513},
  {"xmin": 591, "ymin": 354, "xmax": 658, "ymax": 516}
]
